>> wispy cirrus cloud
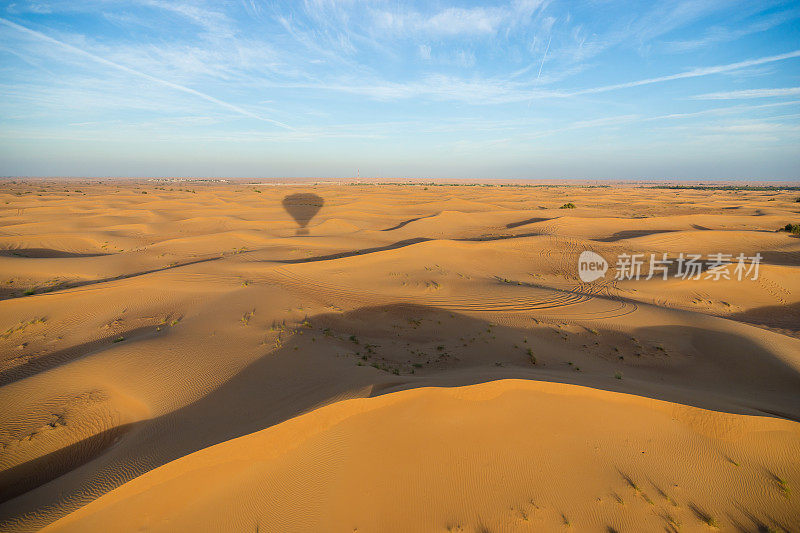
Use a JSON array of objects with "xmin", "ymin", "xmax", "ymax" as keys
[
  {"xmin": 563, "ymin": 49, "xmax": 800, "ymax": 96},
  {"xmin": 692, "ymin": 87, "xmax": 800, "ymax": 99},
  {"xmin": 663, "ymin": 7, "xmax": 800, "ymax": 52},
  {"xmin": 258, "ymin": 50, "xmax": 800, "ymax": 106},
  {"xmin": 370, "ymin": 1, "xmax": 547, "ymax": 37},
  {"xmin": 0, "ymin": 16, "xmax": 292, "ymax": 129},
  {"xmin": 139, "ymin": 0, "xmax": 234, "ymax": 36},
  {"xmin": 2, "ymin": 0, "xmax": 799, "ymax": 178},
  {"xmin": 373, "ymin": 6, "xmax": 505, "ymax": 36}
]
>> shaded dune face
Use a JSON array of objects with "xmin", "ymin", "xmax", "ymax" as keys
[
  {"xmin": 3, "ymin": 303, "xmax": 799, "ymax": 532},
  {"xmin": 1, "ymin": 181, "xmax": 799, "ymax": 532}
]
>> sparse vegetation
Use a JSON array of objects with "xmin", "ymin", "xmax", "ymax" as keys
[
  {"xmin": 781, "ymin": 223, "xmax": 800, "ymax": 235},
  {"xmin": 559, "ymin": 202, "xmax": 576, "ymax": 209},
  {"xmin": 666, "ymin": 515, "xmax": 681, "ymax": 531},
  {"xmin": 241, "ymin": 310, "xmax": 255, "ymax": 325},
  {"xmin": 1, "ymin": 317, "xmax": 46, "ymax": 339},
  {"xmin": 614, "ymin": 371, "xmax": 623, "ymax": 380},
  {"xmin": 776, "ymin": 476, "xmax": 791, "ymax": 498}
]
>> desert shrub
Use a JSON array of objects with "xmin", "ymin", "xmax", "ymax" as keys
[
  {"xmin": 559, "ymin": 202, "xmax": 576, "ymax": 209},
  {"xmin": 782, "ymin": 223, "xmax": 800, "ymax": 234}
]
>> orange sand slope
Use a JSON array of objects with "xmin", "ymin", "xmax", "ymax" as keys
[
  {"xmin": 45, "ymin": 381, "xmax": 800, "ymax": 533},
  {"xmin": 1, "ymin": 180, "xmax": 799, "ymax": 532}
]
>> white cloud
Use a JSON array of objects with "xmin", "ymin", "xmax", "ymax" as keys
[
  {"xmin": 140, "ymin": 0, "xmax": 233, "ymax": 37},
  {"xmin": 371, "ymin": 2, "xmax": 546, "ymax": 38},
  {"xmin": 564, "ymin": 50, "xmax": 800, "ymax": 96},
  {"xmin": 705, "ymin": 122, "xmax": 800, "ymax": 133},
  {"xmin": 0, "ymin": 17, "xmax": 292, "ymax": 129},
  {"xmin": 692, "ymin": 87, "xmax": 800, "ymax": 100},
  {"xmin": 255, "ymin": 51, "xmax": 800, "ymax": 107},
  {"xmin": 664, "ymin": 8, "xmax": 800, "ymax": 52},
  {"xmin": 424, "ymin": 7, "xmax": 503, "ymax": 35}
]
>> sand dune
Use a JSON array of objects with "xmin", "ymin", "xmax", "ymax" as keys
[
  {"xmin": 1, "ymin": 180, "xmax": 799, "ymax": 532},
  {"xmin": 43, "ymin": 380, "xmax": 800, "ymax": 533}
]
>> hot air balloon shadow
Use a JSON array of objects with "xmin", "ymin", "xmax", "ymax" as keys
[{"xmin": 282, "ymin": 193, "xmax": 324, "ymax": 235}]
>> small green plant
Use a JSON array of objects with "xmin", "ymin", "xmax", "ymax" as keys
[
  {"xmin": 112, "ymin": 336, "xmax": 125, "ymax": 343},
  {"xmin": 1, "ymin": 317, "xmax": 47, "ymax": 339},
  {"xmin": 782, "ymin": 223, "xmax": 800, "ymax": 234},
  {"xmin": 526, "ymin": 348, "xmax": 536, "ymax": 364},
  {"xmin": 23, "ymin": 289, "xmax": 36, "ymax": 296},
  {"xmin": 559, "ymin": 202, "xmax": 576, "ymax": 209},
  {"xmin": 776, "ymin": 476, "xmax": 791, "ymax": 498},
  {"xmin": 614, "ymin": 371, "xmax": 623, "ymax": 379}
]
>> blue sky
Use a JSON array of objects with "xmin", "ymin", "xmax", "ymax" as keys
[{"xmin": 0, "ymin": 0, "xmax": 799, "ymax": 179}]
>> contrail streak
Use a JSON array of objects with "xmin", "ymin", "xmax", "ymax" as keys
[
  {"xmin": 0, "ymin": 17, "xmax": 292, "ymax": 130},
  {"xmin": 528, "ymin": 34, "xmax": 552, "ymax": 111},
  {"xmin": 564, "ymin": 49, "xmax": 800, "ymax": 97},
  {"xmin": 537, "ymin": 34, "xmax": 551, "ymax": 80}
]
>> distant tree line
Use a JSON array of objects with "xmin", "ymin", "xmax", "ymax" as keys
[{"xmin": 647, "ymin": 185, "xmax": 800, "ymax": 191}]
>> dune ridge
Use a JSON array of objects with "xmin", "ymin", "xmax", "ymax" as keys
[{"xmin": 1, "ymin": 180, "xmax": 799, "ymax": 532}]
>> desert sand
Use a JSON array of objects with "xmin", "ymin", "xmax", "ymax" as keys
[{"xmin": 0, "ymin": 180, "xmax": 799, "ymax": 532}]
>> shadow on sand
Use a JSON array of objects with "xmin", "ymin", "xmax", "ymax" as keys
[
  {"xmin": 2, "ymin": 304, "xmax": 799, "ymax": 529},
  {"xmin": 282, "ymin": 193, "xmax": 324, "ymax": 235}
]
